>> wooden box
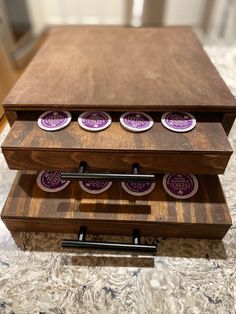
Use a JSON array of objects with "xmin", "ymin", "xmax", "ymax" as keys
[{"xmin": 1, "ymin": 27, "xmax": 236, "ymax": 239}]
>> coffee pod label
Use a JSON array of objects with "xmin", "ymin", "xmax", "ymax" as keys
[
  {"xmin": 78, "ymin": 112, "xmax": 111, "ymax": 131},
  {"xmin": 121, "ymin": 181, "xmax": 155, "ymax": 196},
  {"xmin": 38, "ymin": 111, "xmax": 71, "ymax": 131},
  {"xmin": 79, "ymin": 180, "xmax": 112, "ymax": 194},
  {"xmin": 37, "ymin": 171, "xmax": 70, "ymax": 192},
  {"xmin": 161, "ymin": 112, "xmax": 196, "ymax": 132},
  {"xmin": 163, "ymin": 173, "xmax": 199, "ymax": 199},
  {"xmin": 120, "ymin": 112, "xmax": 154, "ymax": 132}
]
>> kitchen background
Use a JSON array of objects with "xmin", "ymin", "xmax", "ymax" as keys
[{"xmin": 0, "ymin": 0, "xmax": 236, "ymax": 121}]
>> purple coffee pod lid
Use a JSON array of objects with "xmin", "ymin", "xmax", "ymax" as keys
[
  {"xmin": 78, "ymin": 112, "xmax": 112, "ymax": 131},
  {"xmin": 161, "ymin": 112, "xmax": 196, "ymax": 132},
  {"xmin": 37, "ymin": 171, "xmax": 70, "ymax": 192},
  {"xmin": 38, "ymin": 111, "xmax": 72, "ymax": 131},
  {"xmin": 121, "ymin": 181, "xmax": 156, "ymax": 196},
  {"xmin": 163, "ymin": 173, "xmax": 199, "ymax": 199},
  {"xmin": 120, "ymin": 112, "xmax": 154, "ymax": 132},
  {"xmin": 79, "ymin": 180, "xmax": 112, "ymax": 194}
]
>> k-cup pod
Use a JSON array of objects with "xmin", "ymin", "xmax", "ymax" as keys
[
  {"xmin": 37, "ymin": 171, "xmax": 70, "ymax": 192},
  {"xmin": 79, "ymin": 179, "xmax": 112, "ymax": 194},
  {"xmin": 78, "ymin": 111, "xmax": 112, "ymax": 131},
  {"xmin": 121, "ymin": 181, "xmax": 156, "ymax": 196},
  {"xmin": 163, "ymin": 173, "xmax": 199, "ymax": 199},
  {"xmin": 161, "ymin": 112, "xmax": 196, "ymax": 132},
  {"xmin": 38, "ymin": 111, "xmax": 72, "ymax": 131},
  {"xmin": 120, "ymin": 112, "xmax": 154, "ymax": 132}
]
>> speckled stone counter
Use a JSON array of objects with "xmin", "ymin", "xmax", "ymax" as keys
[{"xmin": 0, "ymin": 47, "xmax": 236, "ymax": 314}]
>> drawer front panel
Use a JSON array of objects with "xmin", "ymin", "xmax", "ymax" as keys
[
  {"xmin": 2, "ymin": 149, "xmax": 231, "ymax": 174},
  {"xmin": 2, "ymin": 113, "xmax": 232, "ymax": 174},
  {"xmin": 2, "ymin": 219, "xmax": 230, "ymax": 240},
  {"xmin": 1, "ymin": 172, "xmax": 232, "ymax": 239}
]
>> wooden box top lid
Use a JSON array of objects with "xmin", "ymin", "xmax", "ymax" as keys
[{"xmin": 3, "ymin": 26, "xmax": 236, "ymax": 112}]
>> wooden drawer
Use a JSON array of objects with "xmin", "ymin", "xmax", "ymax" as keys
[
  {"xmin": 1, "ymin": 112, "xmax": 232, "ymax": 174},
  {"xmin": 1, "ymin": 171, "xmax": 231, "ymax": 239}
]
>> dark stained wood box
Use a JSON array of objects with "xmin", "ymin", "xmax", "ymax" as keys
[{"xmin": 1, "ymin": 26, "xmax": 236, "ymax": 239}]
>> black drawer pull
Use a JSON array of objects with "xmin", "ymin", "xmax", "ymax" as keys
[
  {"xmin": 62, "ymin": 227, "xmax": 157, "ymax": 253},
  {"xmin": 61, "ymin": 162, "xmax": 155, "ymax": 182}
]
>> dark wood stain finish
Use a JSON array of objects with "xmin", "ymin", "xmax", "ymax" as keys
[
  {"xmin": 3, "ymin": 27, "xmax": 236, "ymax": 112},
  {"xmin": 1, "ymin": 172, "xmax": 231, "ymax": 239},
  {"xmin": 1, "ymin": 27, "xmax": 235, "ymax": 240}
]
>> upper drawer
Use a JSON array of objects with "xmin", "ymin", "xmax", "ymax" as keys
[{"xmin": 1, "ymin": 112, "xmax": 232, "ymax": 174}]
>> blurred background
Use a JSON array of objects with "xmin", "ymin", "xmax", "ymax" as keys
[{"xmin": 0, "ymin": 0, "xmax": 236, "ymax": 121}]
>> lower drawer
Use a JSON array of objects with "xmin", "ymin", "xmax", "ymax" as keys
[{"xmin": 1, "ymin": 171, "xmax": 232, "ymax": 239}]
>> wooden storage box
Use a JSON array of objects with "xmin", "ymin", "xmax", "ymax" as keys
[{"xmin": 1, "ymin": 27, "xmax": 236, "ymax": 239}]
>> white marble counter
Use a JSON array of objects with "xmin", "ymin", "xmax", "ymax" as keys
[{"xmin": 0, "ymin": 47, "xmax": 236, "ymax": 314}]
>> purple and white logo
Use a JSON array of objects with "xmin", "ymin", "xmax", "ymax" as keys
[
  {"xmin": 121, "ymin": 181, "xmax": 155, "ymax": 196},
  {"xmin": 78, "ymin": 112, "xmax": 112, "ymax": 131},
  {"xmin": 120, "ymin": 112, "xmax": 154, "ymax": 132},
  {"xmin": 79, "ymin": 179, "xmax": 112, "ymax": 194},
  {"xmin": 38, "ymin": 111, "xmax": 72, "ymax": 131},
  {"xmin": 161, "ymin": 112, "xmax": 196, "ymax": 132},
  {"xmin": 37, "ymin": 171, "xmax": 70, "ymax": 192},
  {"xmin": 163, "ymin": 173, "xmax": 199, "ymax": 199}
]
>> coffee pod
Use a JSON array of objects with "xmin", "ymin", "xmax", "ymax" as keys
[
  {"xmin": 37, "ymin": 171, "xmax": 70, "ymax": 192},
  {"xmin": 120, "ymin": 112, "xmax": 154, "ymax": 132},
  {"xmin": 79, "ymin": 179, "xmax": 112, "ymax": 194},
  {"xmin": 121, "ymin": 181, "xmax": 156, "ymax": 196},
  {"xmin": 161, "ymin": 112, "xmax": 196, "ymax": 132},
  {"xmin": 163, "ymin": 173, "xmax": 199, "ymax": 199},
  {"xmin": 38, "ymin": 111, "xmax": 71, "ymax": 131},
  {"xmin": 78, "ymin": 111, "xmax": 111, "ymax": 131}
]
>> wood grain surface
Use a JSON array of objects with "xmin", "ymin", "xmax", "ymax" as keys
[
  {"xmin": 1, "ymin": 171, "xmax": 231, "ymax": 239},
  {"xmin": 2, "ymin": 112, "xmax": 232, "ymax": 174},
  {"xmin": 3, "ymin": 27, "xmax": 236, "ymax": 112}
]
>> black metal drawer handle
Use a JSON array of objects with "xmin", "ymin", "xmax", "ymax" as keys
[
  {"xmin": 62, "ymin": 227, "xmax": 157, "ymax": 253},
  {"xmin": 61, "ymin": 162, "xmax": 155, "ymax": 182}
]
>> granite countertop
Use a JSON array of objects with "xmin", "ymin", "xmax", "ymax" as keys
[{"xmin": 0, "ymin": 47, "xmax": 236, "ymax": 314}]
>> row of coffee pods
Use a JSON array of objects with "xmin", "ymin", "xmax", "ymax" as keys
[
  {"xmin": 37, "ymin": 111, "xmax": 196, "ymax": 133},
  {"xmin": 37, "ymin": 111, "xmax": 151, "ymax": 132},
  {"xmin": 36, "ymin": 171, "xmax": 156, "ymax": 196},
  {"xmin": 79, "ymin": 111, "xmax": 155, "ymax": 132},
  {"xmin": 79, "ymin": 180, "xmax": 156, "ymax": 196},
  {"xmin": 120, "ymin": 111, "xmax": 196, "ymax": 133},
  {"xmin": 80, "ymin": 173, "xmax": 199, "ymax": 199},
  {"xmin": 37, "ymin": 171, "xmax": 199, "ymax": 199},
  {"xmin": 37, "ymin": 111, "xmax": 112, "ymax": 132}
]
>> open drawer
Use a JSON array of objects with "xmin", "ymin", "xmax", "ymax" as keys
[
  {"xmin": 1, "ymin": 171, "xmax": 232, "ymax": 239},
  {"xmin": 1, "ymin": 112, "xmax": 233, "ymax": 175}
]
